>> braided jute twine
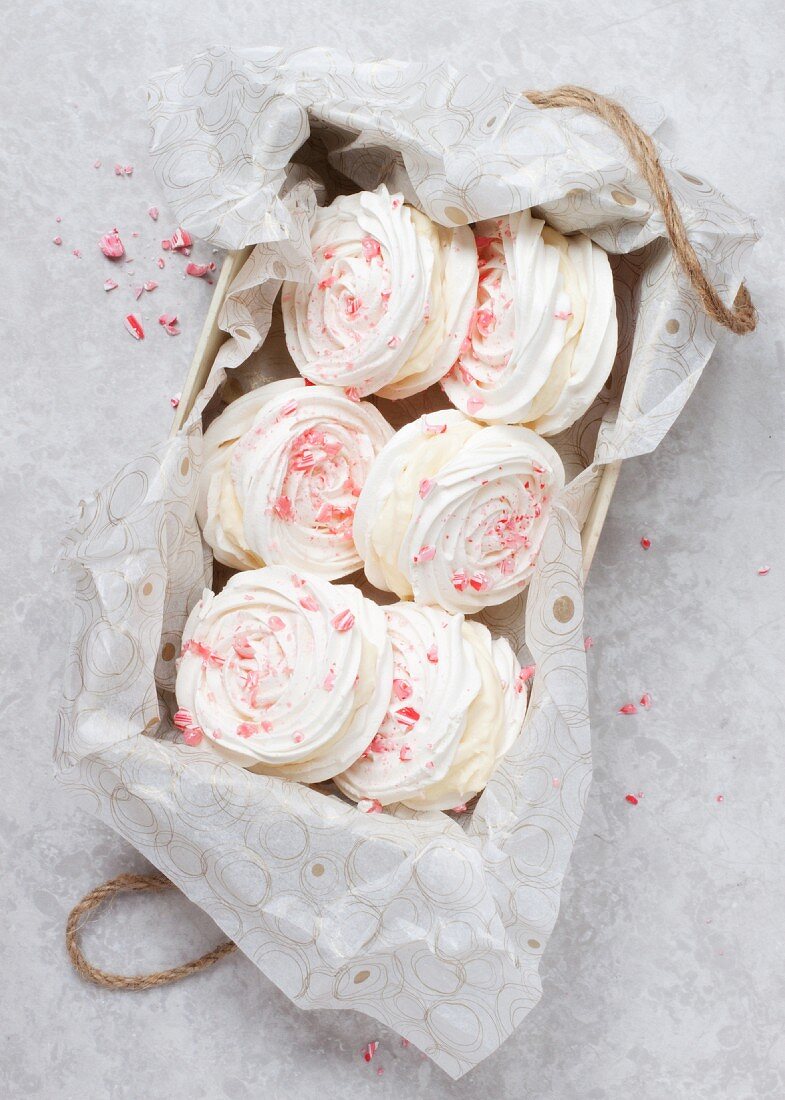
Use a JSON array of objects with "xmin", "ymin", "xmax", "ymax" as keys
[{"xmin": 65, "ymin": 84, "xmax": 758, "ymax": 996}]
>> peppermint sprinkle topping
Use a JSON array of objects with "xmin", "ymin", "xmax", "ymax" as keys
[
  {"xmin": 395, "ymin": 706, "xmax": 420, "ymax": 728},
  {"xmin": 619, "ymin": 703, "xmax": 638, "ymax": 715},
  {"xmin": 331, "ymin": 609, "xmax": 355, "ymax": 632},
  {"xmin": 358, "ymin": 800, "xmax": 383, "ymax": 815},
  {"xmin": 413, "ymin": 545, "xmax": 436, "ymax": 564},
  {"xmin": 392, "ymin": 679, "xmax": 412, "ymax": 701}
]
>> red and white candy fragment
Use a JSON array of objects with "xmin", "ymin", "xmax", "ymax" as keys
[
  {"xmin": 158, "ymin": 313, "xmax": 180, "ymax": 336},
  {"xmin": 124, "ymin": 314, "xmax": 145, "ymax": 340},
  {"xmin": 114, "ymin": 164, "xmax": 134, "ymax": 176},
  {"xmin": 619, "ymin": 702, "xmax": 638, "ymax": 715},
  {"xmin": 99, "ymin": 230, "xmax": 125, "ymax": 259},
  {"xmin": 161, "ymin": 226, "xmax": 192, "ymax": 253},
  {"xmin": 147, "ymin": 206, "xmax": 159, "ymax": 221},
  {"xmin": 185, "ymin": 261, "xmax": 216, "ymax": 278},
  {"xmin": 361, "ymin": 1041, "xmax": 379, "ymax": 1062},
  {"xmin": 103, "ymin": 278, "xmax": 119, "ymax": 292}
]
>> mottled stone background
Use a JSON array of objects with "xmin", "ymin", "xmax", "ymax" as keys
[{"xmin": 2, "ymin": 1, "xmax": 784, "ymax": 1097}]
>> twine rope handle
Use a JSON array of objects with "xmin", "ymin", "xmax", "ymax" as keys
[
  {"xmin": 66, "ymin": 873, "xmax": 236, "ymax": 990},
  {"xmin": 524, "ymin": 85, "xmax": 756, "ymax": 334},
  {"xmin": 66, "ymin": 83, "xmax": 756, "ymax": 993}
]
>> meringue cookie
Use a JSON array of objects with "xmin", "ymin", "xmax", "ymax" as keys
[
  {"xmin": 353, "ymin": 409, "xmax": 565, "ymax": 613},
  {"xmin": 281, "ymin": 184, "xmax": 478, "ymax": 398},
  {"xmin": 197, "ymin": 380, "xmax": 393, "ymax": 577},
  {"xmin": 334, "ymin": 602, "xmax": 527, "ymax": 811},
  {"xmin": 442, "ymin": 210, "xmax": 617, "ymax": 435},
  {"xmin": 175, "ymin": 567, "xmax": 392, "ymax": 782}
]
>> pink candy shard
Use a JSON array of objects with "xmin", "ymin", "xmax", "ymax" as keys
[
  {"xmin": 362, "ymin": 1041, "xmax": 379, "ymax": 1063},
  {"xmin": 344, "ymin": 386, "xmax": 361, "ymax": 403},
  {"xmin": 466, "ymin": 395, "xmax": 485, "ymax": 415},
  {"xmin": 156, "ymin": 257, "xmax": 165, "ymax": 269},
  {"xmin": 451, "ymin": 803, "xmax": 468, "ymax": 814},
  {"xmin": 625, "ymin": 793, "xmax": 639, "ymax": 805},
  {"xmin": 53, "ymin": 236, "xmax": 62, "ymax": 246},
  {"xmin": 272, "ymin": 495, "xmax": 294, "ymax": 521},
  {"xmin": 173, "ymin": 708, "xmax": 194, "ymax": 730},
  {"xmin": 124, "ymin": 314, "xmax": 144, "ymax": 340},
  {"xmin": 278, "ymin": 398, "xmax": 298, "ymax": 417},
  {"xmin": 395, "ymin": 706, "xmax": 420, "ymax": 728},
  {"xmin": 293, "ymin": 732, "xmax": 304, "ymax": 743},
  {"xmin": 392, "ymin": 679, "xmax": 412, "ymax": 701},
  {"xmin": 584, "ymin": 636, "xmax": 594, "ymax": 650},
  {"xmin": 331, "ymin": 609, "xmax": 355, "ymax": 632},
  {"xmin": 103, "ymin": 278, "xmax": 118, "ymax": 292},
  {"xmin": 640, "ymin": 536, "xmax": 652, "ymax": 550},
  {"xmin": 169, "ymin": 393, "xmax": 180, "ymax": 409},
  {"xmin": 451, "ymin": 569, "xmax": 469, "ymax": 592},
  {"xmin": 148, "ymin": 206, "xmax": 159, "ymax": 221},
  {"xmin": 236, "ymin": 722, "xmax": 258, "ymax": 739},
  {"xmin": 232, "ymin": 635, "xmax": 255, "ymax": 659},
  {"xmin": 133, "ymin": 285, "xmax": 144, "ymax": 300},
  {"xmin": 161, "ymin": 226, "xmax": 192, "ymax": 252},
  {"xmin": 358, "ymin": 800, "xmax": 383, "ymax": 815},
  {"xmin": 318, "ymin": 274, "xmax": 336, "ymax": 290},
  {"xmin": 99, "ymin": 230, "xmax": 124, "ymax": 259},
  {"xmin": 323, "ymin": 665, "xmax": 336, "ymax": 691},
  {"xmin": 158, "ymin": 313, "xmax": 180, "ymax": 336},
  {"xmin": 399, "ymin": 745, "xmax": 413, "ymax": 762},
  {"xmin": 143, "ymin": 280, "xmax": 158, "ymax": 292},
  {"xmin": 469, "ymin": 571, "xmax": 490, "ymax": 592},
  {"xmin": 619, "ymin": 703, "xmax": 638, "ymax": 715},
  {"xmin": 268, "ymin": 615, "xmax": 285, "ymax": 631},
  {"xmin": 299, "ymin": 595, "xmax": 319, "ymax": 612},
  {"xmin": 418, "ymin": 478, "xmax": 433, "ymax": 499},
  {"xmin": 515, "ymin": 665, "xmax": 535, "ymax": 693},
  {"xmin": 185, "ymin": 261, "xmax": 217, "ymax": 278},
  {"xmin": 361, "ymin": 236, "xmax": 381, "ymax": 261},
  {"xmin": 758, "ymin": 565, "xmax": 771, "ymax": 576},
  {"xmin": 426, "ymin": 645, "xmax": 438, "ymax": 664},
  {"xmin": 412, "ymin": 545, "xmax": 436, "ymax": 564},
  {"xmin": 182, "ymin": 727, "xmax": 204, "ymax": 746},
  {"xmin": 422, "ymin": 417, "xmax": 447, "ymax": 435},
  {"xmin": 387, "ymin": 335, "xmax": 401, "ymax": 348},
  {"xmin": 640, "ymin": 692, "xmax": 653, "ymax": 709}
]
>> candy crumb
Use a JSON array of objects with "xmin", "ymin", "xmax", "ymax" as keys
[
  {"xmin": 103, "ymin": 278, "xmax": 119, "ymax": 292},
  {"xmin": 362, "ymin": 1041, "xmax": 379, "ymax": 1063},
  {"xmin": 124, "ymin": 314, "xmax": 144, "ymax": 340},
  {"xmin": 619, "ymin": 703, "xmax": 638, "ymax": 715},
  {"xmin": 358, "ymin": 800, "xmax": 382, "ymax": 814},
  {"xmin": 170, "ymin": 394, "xmax": 181, "ymax": 409},
  {"xmin": 757, "ymin": 565, "xmax": 771, "ymax": 576},
  {"xmin": 640, "ymin": 537, "xmax": 652, "ymax": 550},
  {"xmin": 640, "ymin": 692, "xmax": 652, "ymax": 708},
  {"xmin": 53, "ymin": 236, "xmax": 62, "ymax": 246},
  {"xmin": 625, "ymin": 794, "xmax": 639, "ymax": 805}
]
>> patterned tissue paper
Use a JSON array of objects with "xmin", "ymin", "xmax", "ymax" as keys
[{"xmin": 55, "ymin": 47, "xmax": 759, "ymax": 1079}]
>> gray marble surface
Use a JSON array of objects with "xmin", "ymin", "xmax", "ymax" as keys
[{"xmin": 3, "ymin": 2, "xmax": 784, "ymax": 1097}]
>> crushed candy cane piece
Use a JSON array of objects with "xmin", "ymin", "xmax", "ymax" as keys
[
  {"xmin": 469, "ymin": 571, "xmax": 491, "ymax": 592},
  {"xmin": 393, "ymin": 678, "xmax": 412, "ymax": 701},
  {"xmin": 268, "ymin": 615, "xmax": 285, "ymax": 631},
  {"xmin": 72, "ymin": 249, "xmax": 82, "ymax": 258},
  {"xmin": 143, "ymin": 280, "xmax": 158, "ymax": 292},
  {"xmin": 399, "ymin": 745, "xmax": 413, "ymax": 762},
  {"xmin": 426, "ymin": 644, "xmax": 438, "ymax": 663},
  {"xmin": 52, "ymin": 236, "xmax": 62, "ymax": 246},
  {"xmin": 625, "ymin": 794, "xmax": 639, "ymax": 805},
  {"xmin": 124, "ymin": 314, "xmax": 144, "ymax": 340},
  {"xmin": 236, "ymin": 722, "xmax": 258, "ymax": 739},
  {"xmin": 331, "ymin": 609, "xmax": 355, "ymax": 632},
  {"xmin": 173, "ymin": 709, "xmax": 195, "ymax": 730},
  {"xmin": 148, "ymin": 206, "xmax": 159, "ymax": 221},
  {"xmin": 169, "ymin": 393, "xmax": 180, "ymax": 409},
  {"xmin": 584, "ymin": 636, "xmax": 594, "ymax": 650},
  {"xmin": 619, "ymin": 703, "xmax": 638, "ymax": 715},
  {"xmin": 757, "ymin": 565, "xmax": 771, "ymax": 576},
  {"xmin": 132, "ymin": 285, "xmax": 144, "ymax": 300},
  {"xmin": 451, "ymin": 803, "xmax": 468, "ymax": 814},
  {"xmin": 358, "ymin": 800, "xmax": 382, "ymax": 815},
  {"xmin": 93, "ymin": 159, "xmax": 101, "ymax": 169},
  {"xmin": 396, "ymin": 706, "xmax": 420, "ymax": 728},
  {"xmin": 103, "ymin": 278, "xmax": 119, "ymax": 292},
  {"xmin": 299, "ymin": 595, "xmax": 319, "ymax": 612},
  {"xmin": 422, "ymin": 416, "xmax": 447, "ymax": 435},
  {"xmin": 640, "ymin": 692, "xmax": 652, "ymax": 709},
  {"xmin": 156, "ymin": 257, "xmax": 165, "ymax": 269},
  {"xmin": 716, "ymin": 794, "xmax": 724, "ymax": 804},
  {"xmin": 182, "ymin": 727, "xmax": 204, "ymax": 746},
  {"xmin": 185, "ymin": 261, "xmax": 217, "ymax": 278},
  {"xmin": 451, "ymin": 569, "xmax": 469, "ymax": 592},
  {"xmin": 640, "ymin": 536, "xmax": 652, "ymax": 550},
  {"xmin": 419, "ymin": 478, "xmax": 433, "ymax": 499},
  {"xmin": 99, "ymin": 230, "xmax": 124, "ymax": 259},
  {"xmin": 362, "ymin": 1041, "xmax": 379, "ymax": 1062},
  {"xmin": 344, "ymin": 386, "xmax": 361, "ymax": 403},
  {"xmin": 161, "ymin": 226, "xmax": 193, "ymax": 252},
  {"xmin": 413, "ymin": 545, "xmax": 436, "ymax": 564},
  {"xmin": 158, "ymin": 313, "xmax": 180, "ymax": 336}
]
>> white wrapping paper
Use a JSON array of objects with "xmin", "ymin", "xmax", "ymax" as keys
[{"xmin": 55, "ymin": 47, "xmax": 759, "ymax": 1079}]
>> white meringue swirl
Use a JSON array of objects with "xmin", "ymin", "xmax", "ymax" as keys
[
  {"xmin": 175, "ymin": 567, "xmax": 392, "ymax": 782},
  {"xmin": 353, "ymin": 410, "xmax": 565, "ymax": 613},
  {"xmin": 334, "ymin": 602, "xmax": 527, "ymax": 811},
  {"xmin": 197, "ymin": 380, "xmax": 393, "ymax": 577},
  {"xmin": 281, "ymin": 184, "xmax": 478, "ymax": 398},
  {"xmin": 442, "ymin": 210, "xmax": 617, "ymax": 435}
]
